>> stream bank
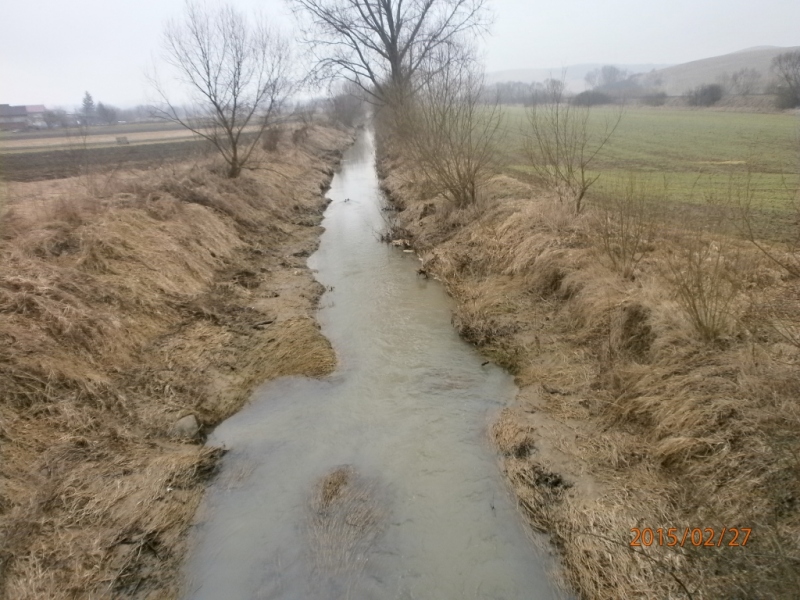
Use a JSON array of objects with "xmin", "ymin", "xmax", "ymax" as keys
[
  {"xmin": 0, "ymin": 125, "xmax": 352, "ymax": 598},
  {"xmin": 377, "ymin": 142, "xmax": 800, "ymax": 598}
]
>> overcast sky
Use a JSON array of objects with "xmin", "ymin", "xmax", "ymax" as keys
[{"xmin": 2, "ymin": 0, "xmax": 798, "ymax": 108}]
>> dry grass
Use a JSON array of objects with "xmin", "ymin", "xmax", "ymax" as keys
[
  {"xmin": 0, "ymin": 125, "xmax": 352, "ymax": 598},
  {"xmin": 308, "ymin": 466, "xmax": 385, "ymax": 576},
  {"xmin": 379, "ymin": 148, "xmax": 800, "ymax": 598}
]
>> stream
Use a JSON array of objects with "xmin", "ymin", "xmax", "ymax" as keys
[{"xmin": 182, "ymin": 130, "xmax": 562, "ymax": 599}]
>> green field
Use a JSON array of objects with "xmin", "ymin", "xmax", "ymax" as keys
[{"xmin": 501, "ymin": 106, "xmax": 800, "ymax": 211}]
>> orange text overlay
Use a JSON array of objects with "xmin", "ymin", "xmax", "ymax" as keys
[{"xmin": 630, "ymin": 527, "xmax": 752, "ymax": 548}]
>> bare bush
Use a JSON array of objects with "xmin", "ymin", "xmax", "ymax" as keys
[
  {"xmin": 152, "ymin": 2, "xmax": 296, "ymax": 178},
  {"xmin": 685, "ymin": 83, "xmax": 723, "ymax": 106},
  {"xmin": 730, "ymin": 68, "xmax": 763, "ymax": 96},
  {"xmin": 733, "ymin": 169, "xmax": 800, "ymax": 348},
  {"xmin": 262, "ymin": 126, "xmax": 282, "ymax": 152},
  {"xmin": 642, "ymin": 91, "xmax": 667, "ymax": 106},
  {"xmin": 734, "ymin": 173, "xmax": 800, "ymax": 277},
  {"xmin": 328, "ymin": 84, "xmax": 365, "ymax": 128},
  {"xmin": 665, "ymin": 236, "xmax": 746, "ymax": 342},
  {"xmin": 524, "ymin": 83, "xmax": 622, "ymax": 214},
  {"xmin": 593, "ymin": 174, "xmax": 661, "ymax": 278},
  {"xmin": 292, "ymin": 126, "xmax": 309, "ymax": 145},
  {"xmin": 399, "ymin": 57, "xmax": 502, "ymax": 207},
  {"xmin": 772, "ymin": 50, "xmax": 800, "ymax": 108}
]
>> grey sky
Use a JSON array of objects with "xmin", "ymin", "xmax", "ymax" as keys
[{"xmin": 2, "ymin": 0, "xmax": 798, "ymax": 108}]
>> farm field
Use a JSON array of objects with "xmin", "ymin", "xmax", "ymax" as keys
[
  {"xmin": 501, "ymin": 106, "xmax": 800, "ymax": 213},
  {"xmin": 0, "ymin": 138, "xmax": 211, "ymax": 181},
  {"xmin": 0, "ymin": 121, "xmax": 187, "ymax": 145},
  {"xmin": 0, "ymin": 123, "xmax": 272, "ymax": 182}
]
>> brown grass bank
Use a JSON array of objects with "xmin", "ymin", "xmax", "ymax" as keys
[
  {"xmin": 377, "ymin": 149, "xmax": 800, "ymax": 598},
  {"xmin": 0, "ymin": 125, "xmax": 353, "ymax": 599}
]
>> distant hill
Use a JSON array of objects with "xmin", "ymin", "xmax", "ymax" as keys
[
  {"xmin": 633, "ymin": 46, "xmax": 800, "ymax": 95},
  {"xmin": 486, "ymin": 64, "xmax": 670, "ymax": 91}
]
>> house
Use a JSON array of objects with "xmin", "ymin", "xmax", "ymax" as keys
[{"xmin": 0, "ymin": 104, "xmax": 47, "ymax": 130}]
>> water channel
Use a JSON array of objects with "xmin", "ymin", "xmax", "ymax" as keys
[{"xmin": 182, "ymin": 130, "xmax": 562, "ymax": 599}]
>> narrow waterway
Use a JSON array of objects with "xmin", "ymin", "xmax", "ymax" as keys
[{"xmin": 182, "ymin": 130, "xmax": 562, "ymax": 599}]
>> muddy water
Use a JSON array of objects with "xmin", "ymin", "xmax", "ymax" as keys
[{"xmin": 183, "ymin": 130, "xmax": 562, "ymax": 599}]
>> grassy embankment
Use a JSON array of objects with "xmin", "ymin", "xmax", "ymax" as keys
[
  {"xmin": 379, "ymin": 106, "xmax": 800, "ymax": 598},
  {"xmin": 0, "ymin": 124, "xmax": 352, "ymax": 598}
]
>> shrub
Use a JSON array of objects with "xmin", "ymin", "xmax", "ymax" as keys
[
  {"xmin": 665, "ymin": 236, "xmax": 745, "ymax": 342},
  {"xmin": 262, "ymin": 126, "xmax": 282, "ymax": 152},
  {"xmin": 292, "ymin": 125, "xmax": 309, "ymax": 146},
  {"xmin": 685, "ymin": 84, "xmax": 724, "ymax": 107},
  {"xmin": 593, "ymin": 174, "xmax": 660, "ymax": 279},
  {"xmin": 399, "ymin": 60, "xmax": 502, "ymax": 208},
  {"xmin": 774, "ymin": 85, "xmax": 800, "ymax": 109},
  {"xmin": 328, "ymin": 93, "xmax": 363, "ymax": 127},
  {"xmin": 571, "ymin": 90, "xmax": 613, "ymax": 106},
  {"xmin": 642, "ymin": 91, "xmax": 668, "ymax": 106},
  {"xmin": 524, "ymin": 85, "xmax": 622, "ymax": 214}
]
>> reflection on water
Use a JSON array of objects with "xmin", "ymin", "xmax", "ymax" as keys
[{"xmin": 182, "ymin": 130, "xmax": 563, "ymax": 599}]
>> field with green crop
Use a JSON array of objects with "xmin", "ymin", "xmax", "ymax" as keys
[{"xmin": 501, "ymin": 106, "xmax": 800, "ymax": 212}]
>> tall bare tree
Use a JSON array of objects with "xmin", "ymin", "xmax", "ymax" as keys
[
  {"xmin": 153, "ymin": 1, "xmax": 296, "ymax": 178},
  {"xmin": 288, "ymin": 0, "xmax": 490, "ymax": 104}
]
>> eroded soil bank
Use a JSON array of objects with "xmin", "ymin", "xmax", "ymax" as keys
[
  {"xmin": 0, "ymin": 125, "xmax": 353, "ymax": 598},
  {"xmin": 377, "ymin": 147, "xmax": 800, "ymax": 598}
]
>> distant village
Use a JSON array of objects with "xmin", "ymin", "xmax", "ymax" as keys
[
  {"xmin": 0, "ymin": 104, "xmax": 49, "ymax": 131},
  {"xmin": 0, "ymin": 95, "xmax": 157, "ymax": 131}
]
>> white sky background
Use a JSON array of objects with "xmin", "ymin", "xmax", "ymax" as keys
[{"xmin": 1, "ymin": 0, "xmax": 799, "ymax": 108}]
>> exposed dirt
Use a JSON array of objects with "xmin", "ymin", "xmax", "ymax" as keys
[
  {"xmin": 378, "ymin": 147, "xmax": 800, "ymax": 598},
  {"xmin": 0, "ymin": 125, "xmax": 353, "ymax": 599}
]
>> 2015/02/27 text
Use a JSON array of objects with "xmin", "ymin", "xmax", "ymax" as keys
[{"xmin": 630, "ymin": 527, "xmax": 751, "ymax": 548}]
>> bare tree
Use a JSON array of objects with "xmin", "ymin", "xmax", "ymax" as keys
[
  {"xmin": 772, "ymin": 50, "xmax": 800, "ymax": 108},
  {"xmin": 327, "ymin": 81, "xmax": 366, "ymax": 127},
  {"xmin": 43, "ymin": 109, "xmax": 69, "ymax": 129},
  {"xmin": 399, "ymin": 50, "xmax": 502, "ymax": 207},
  {"xmin": 585, "ymin": 65, "xmax": 629, "ymax": 90},
  {"xmin": 287, "ymin": 0, "xmax": 490, "ymax": 104},
  {"xmin": 153, "ymin": 1, "xmax": 296, "ymax": 178},
  {"xmin": 96, "ymin": 102, "xmax": 119, "ymax": 126},
  {"xmin": 731, "ymin": 68, "xmax": 762, "ymax": 96},
  {"xmin": 524, "ymin": 83, "xmax": 622, "ymax": 214}
]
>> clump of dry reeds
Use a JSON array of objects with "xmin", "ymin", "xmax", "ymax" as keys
[{"xmin": 308, "ymin": 466, "xmax": 385, "ymax": 576}]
